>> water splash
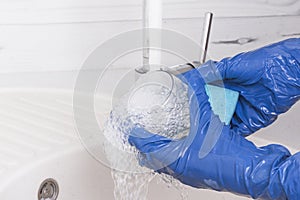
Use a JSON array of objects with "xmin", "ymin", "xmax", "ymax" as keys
[{"xmin": 103, "ymin": 81, "xmax": 190, "ymax": 200}]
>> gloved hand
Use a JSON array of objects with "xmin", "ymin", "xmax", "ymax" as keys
[
  {"xmin": 198, "ymin": 38, "xmax": 300, "ymax": 136},
  {"xmin": 129, "ymin": 69, "xmax": 300, "ymax": 199},
  {"xmin": 128, "ymin": 68, "xmax": 300, "ymax": 200},
  {"xmin": 128, "ymin": 39, "xmax": 300, "ymax": 200}
]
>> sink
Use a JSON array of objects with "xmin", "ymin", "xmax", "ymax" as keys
[{"xmin": 0, "ymin": 89, "xmax": 298, "ymax": 200}]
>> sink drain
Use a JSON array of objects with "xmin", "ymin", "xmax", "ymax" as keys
[{"xmin": 38, "ymin": 178, "xmax": 59, "ymax": 200}]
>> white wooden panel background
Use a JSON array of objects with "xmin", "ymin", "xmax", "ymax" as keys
[
  {"xmin": 0, "ymin": 0, "xmax": 298, "ymax": 166},
  {"xmin": 0, "ymin": 0, "xmax": 299, "ymax": 74},
  {"xmin": 0, "ymin": 0, "xmax": 298, "ymax": 170},
  {"xmin": 0, "ymin": 0, "xmax": 300, "ymax": 24}
]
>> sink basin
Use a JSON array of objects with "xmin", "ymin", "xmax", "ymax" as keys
[{"xmin": 0, "ymin": 89, "xmax": 298, "ymax": 200}]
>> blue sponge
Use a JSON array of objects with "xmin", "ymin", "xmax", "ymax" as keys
[{"xmin": 205, "ymin": 85, "xmax": 239, "ymax": 125}]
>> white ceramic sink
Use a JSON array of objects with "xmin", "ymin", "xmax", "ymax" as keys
[{"xmin": 0, "ymin": 89, "xmax": 298, "ymax": 200}]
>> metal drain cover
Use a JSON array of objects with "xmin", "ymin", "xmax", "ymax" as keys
[{"xmin": 38, "ymin": 178, "xmax": 59, "ymax": 200}]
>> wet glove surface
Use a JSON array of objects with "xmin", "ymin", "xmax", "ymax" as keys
[
  {"xmin": 128, "ymin": 67, "xmax": 300, "ymax": 200},
  {"xmin": 198, "ymin": 38, "xmax": 300, "ymax": 136}
]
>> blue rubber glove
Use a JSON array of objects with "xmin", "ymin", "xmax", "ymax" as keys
[
  {"xmin": 128, "ymin": 68, "xmax": 300, "ymax": 199},
  {"xmin": 198, "ymin": 38, "xmax": 300, "ymax": 136}
]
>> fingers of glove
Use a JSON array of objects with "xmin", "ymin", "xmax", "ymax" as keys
[
  {"xmin": 188, "ymin": 88, "xmax": 213, "ymax": 131},
  {"xmin": 216, "ymin": 39, "xmax": 300, "ymax": 87},
  {"xmin": 136, "ymin": 151, "xmax": 165, "ymax": 170},
  {"xmin": 128, "ymin": 127, "xmax": 186, "ymax": 172},
  {"xmin": 128, "ymin": 127, "xmax": 172, "ymax": 153},
  {"xmin": 137, "ymin": 151, "xmax": 177, "ymax": 174},
  {"xmin": 181, "ymin": 69, "xmax": 207, "ymax": 95},
  {"xmin": 176, "ymin": 69, "xmax": 212, "ymax": 117},
  {"xmin": 182, "ymin": 70, "xmax": 215, "ymax": 132},
  {"xmin": 177, "ymin": 68, "xmax": 203, "ymax": 85},
  {"xmin": 272, "ymin": 38, "xmax": 300, "ymax": 62},
  {"xmin": 215, "ymin": 42, "xmax": 279, "ymax": 85},
  {"xmin": 215, "ymin": 50, "xmax": 266, "ymax": 86},
  {"xmin": 230, "ymin": 95, "xmax": 278, "ymax": 136},
  {"xmin": 179, "ymin": 68, "xmax": 225, "ymax": 143},
  {"xmin": 223, "ymin": 58, "xmax": 299, "ymax": 136}
]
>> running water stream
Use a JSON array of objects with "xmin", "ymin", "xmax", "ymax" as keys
[{"xmin": 103, "ymin": 78, "xmax": 190, "ymax": 200}]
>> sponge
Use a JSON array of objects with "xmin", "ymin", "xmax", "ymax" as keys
[{"xmin": 205, "ymin": 84, "xmax": 239, "ymax": 125}]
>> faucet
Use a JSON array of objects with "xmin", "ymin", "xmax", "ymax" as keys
[
  {"xmin": 135, "ymin": 6, "xmax": 214, "ymax": 75},
  {"xmin": 163, "ymin": 12, "xmax": 214, "ymax": 75}
]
